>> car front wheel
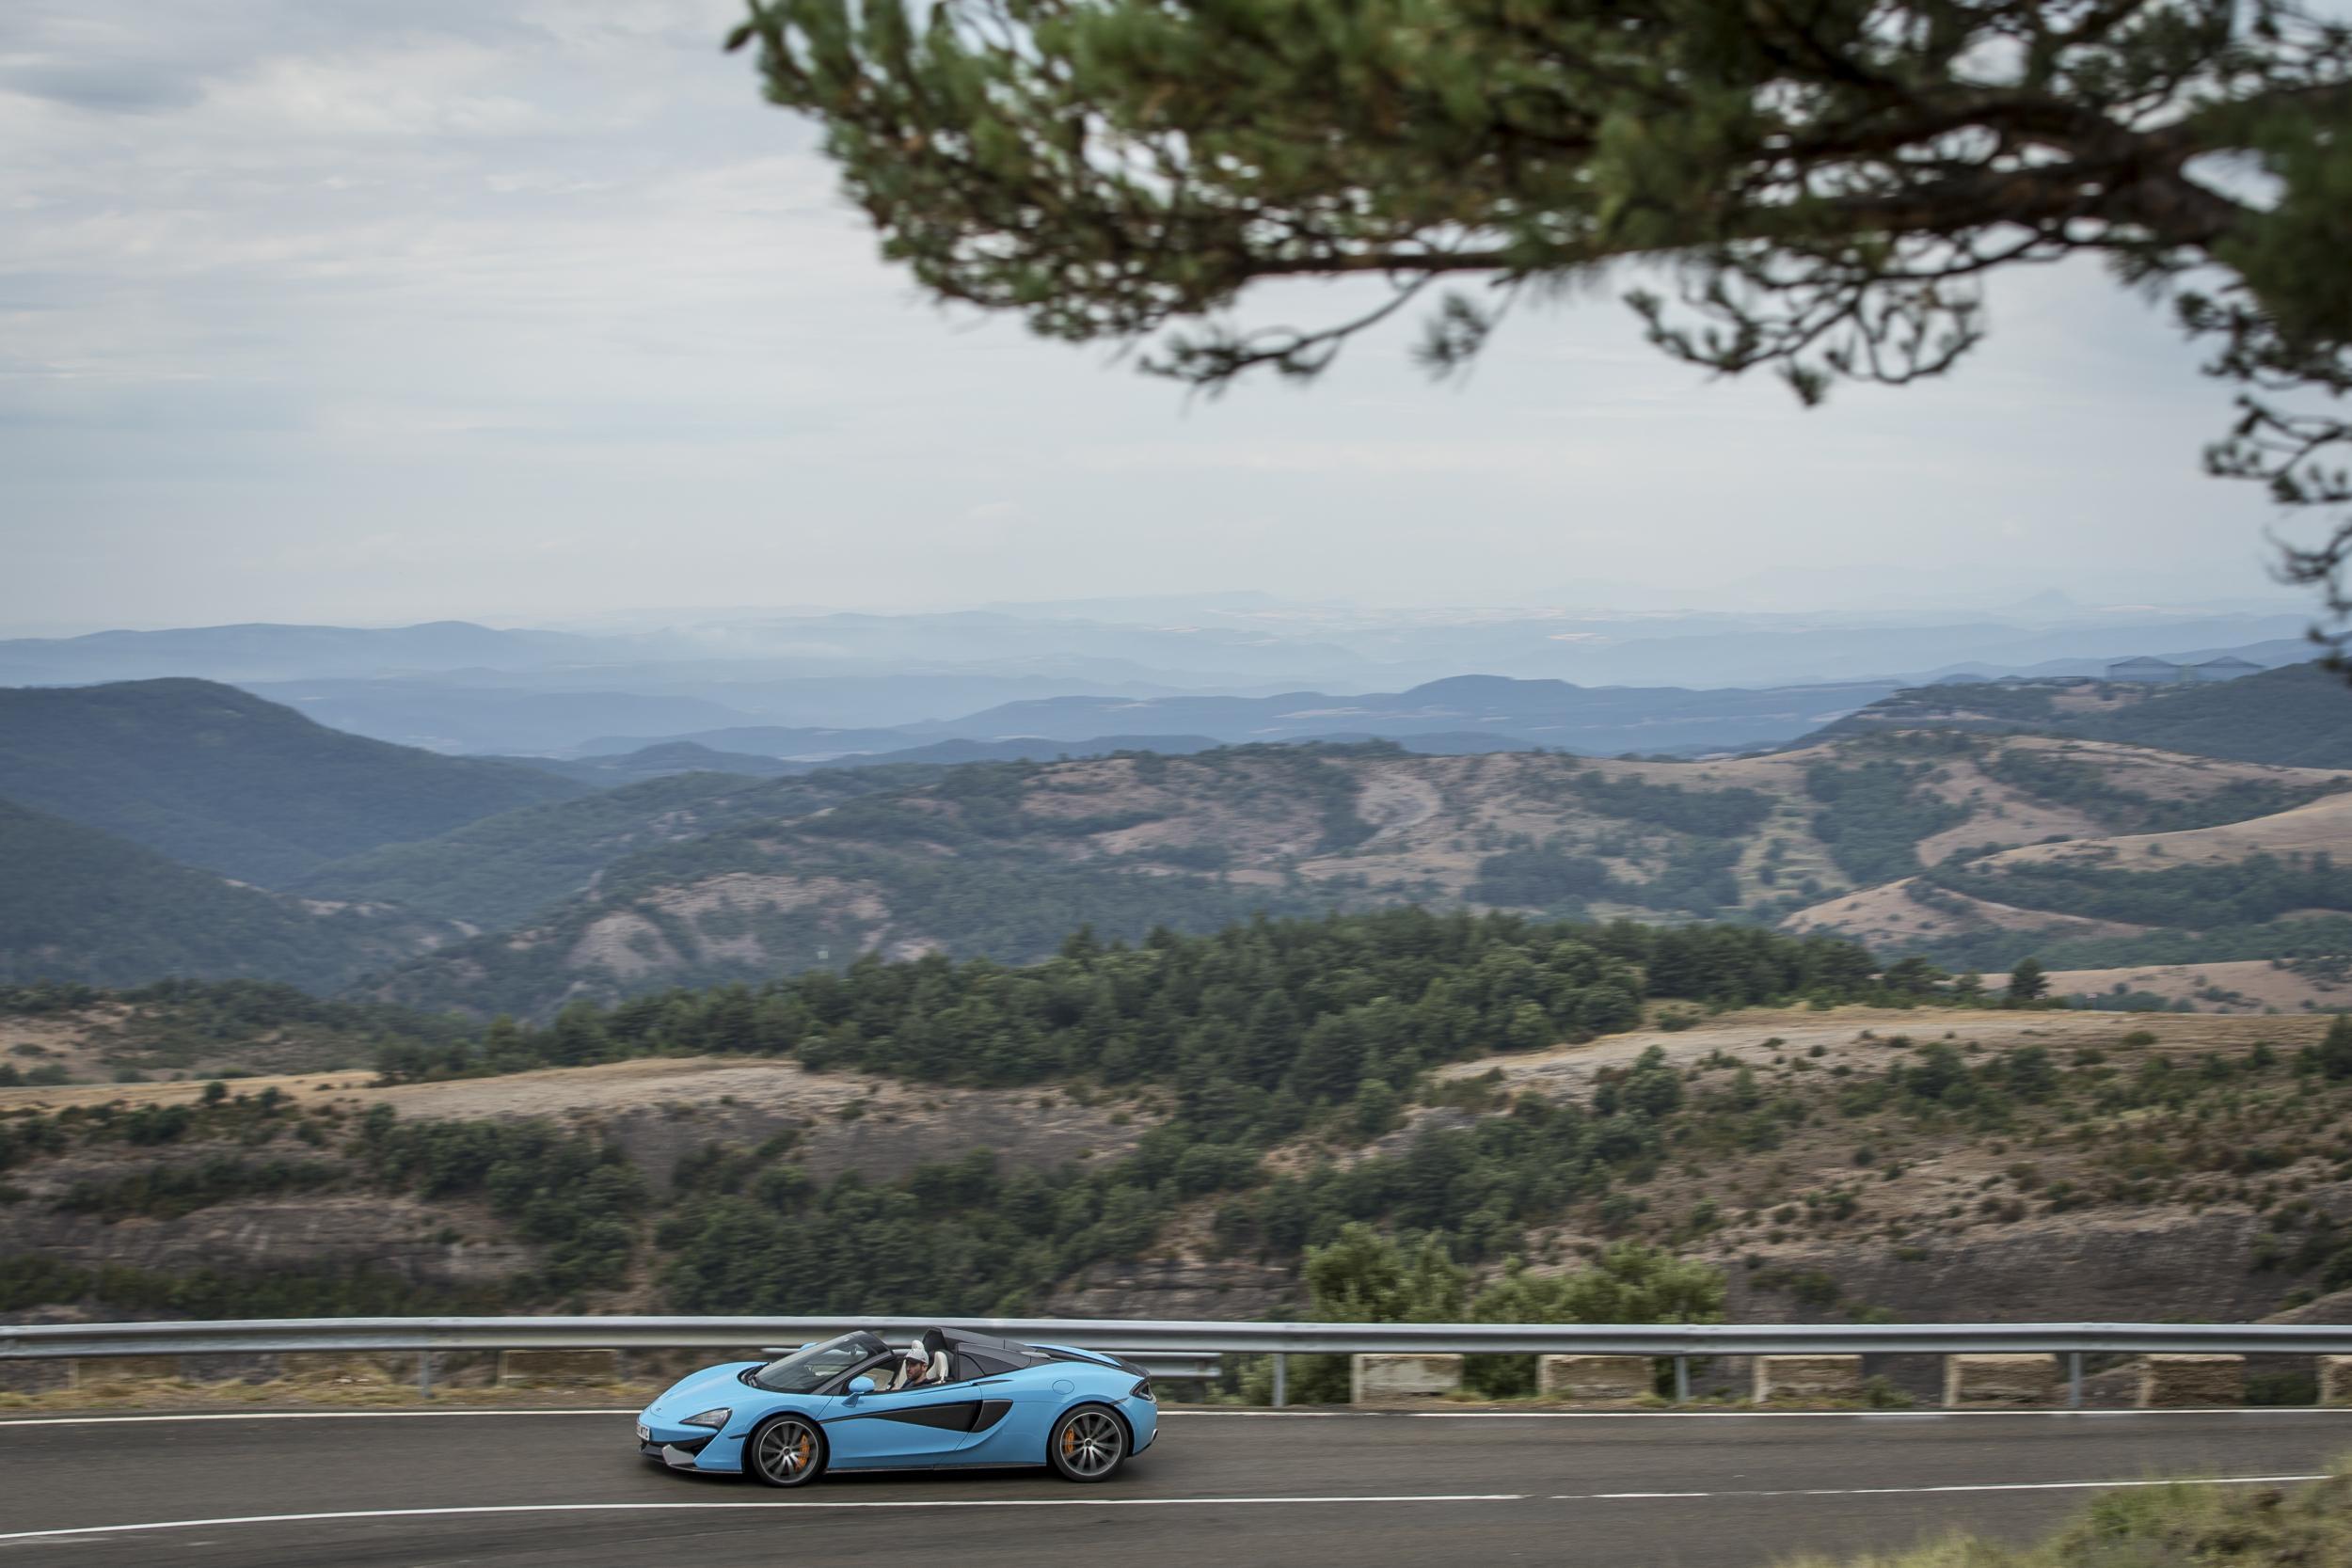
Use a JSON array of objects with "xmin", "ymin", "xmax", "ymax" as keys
[
  {"xmin": 1047, "ymin": 1405, "xmax": 1127, "ymax": 1482},
  {"xmin": 744, "ymin": 1414, "xmax": 826, "ymax": 1488}
]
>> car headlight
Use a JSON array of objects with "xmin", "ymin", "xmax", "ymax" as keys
[{"xmin": 682, "ymin": 1408, "xmax": 732, "ymax": 1430}]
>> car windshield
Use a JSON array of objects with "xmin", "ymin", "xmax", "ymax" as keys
[{"xmin": 749, "ymin": 1334, "xmax": 877, "ymax": 1394}]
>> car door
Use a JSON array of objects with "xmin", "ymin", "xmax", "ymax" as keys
[
  {"xmin": 821, "ymin": 1371, "xmax": 993, "ymax": 1468},
  {"xmin": 947, "ymin": 1350, "xmax": 1033, "ymax": 1457}
]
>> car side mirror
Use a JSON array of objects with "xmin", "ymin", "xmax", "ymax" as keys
[{"xmin": 847, "ymin": 1375, "xmax": 876, "ymax": 1397}]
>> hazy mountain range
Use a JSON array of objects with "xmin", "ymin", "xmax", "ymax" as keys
[
  {"xmin": 569, "ymin": 675, "xmax": 1906, "ymax": 767},
  {"xmin": 0, "ymin": 596, "xmax": 2316, "ymax": 754}
]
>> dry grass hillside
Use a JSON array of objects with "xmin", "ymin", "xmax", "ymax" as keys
[
  {"xmin": 0, "ymin": 1053, "xmax": 1152, "ymax": 1187},
  {"xmin": 1985, "ymin": 787, "xmax": 2352, "ymax": 872},
  {"xmin": 0, "ymin": 989, "xmax": 466, "ymax": 1084},
  {"xmin": 2010, "ymin": 958, "xmax": 2352, "ymax": 1014},
  {"xmin": 8, "ymin": 1002, "xmax": 2352, "ymax": 1341},
  {"xmin": 0, "ymin": 1051, "xmax": 1154, "ymax": 1317},
  {"xmin": 1060, "ymin": 1006, "xmax": 2352, "ymax": 1325}
]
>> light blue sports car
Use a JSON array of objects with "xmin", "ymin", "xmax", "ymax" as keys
[{"xmin": 635, "ymin": 1327, "xmax": 1159, "ymax": 1486}]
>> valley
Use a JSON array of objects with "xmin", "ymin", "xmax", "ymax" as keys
[
  {"xmin": 0, "ymin": 650, "xmax": 2348, "ymax": 1403},
  {"xmin": 6, "ymin": 674, "xmax": 2351, "ymax": 1015}
]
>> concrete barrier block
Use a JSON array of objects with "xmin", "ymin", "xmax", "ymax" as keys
[
  {"xmin": 1943, "ymin": 1354, "xmax": 2059, "ymax": 1408},
  {"xmin": 1539, "ymin": 1354, "xmax": 1652, "ymax": 1404},
  {"xmin": 2137, "ymin": 1354, "xmax": 2243, "ymax": 1408},
  {"xmin": 1349, "ymin": 1354, "xmax": 1462, "ymax": 1403},
  {"xmin": 498, "ymin": 1349, "xmax": 621, "ymax": 1387},
  {"xmin": 2321, "ymin": 1356, "xmax": 2352, "ymax": 1408},
  {"xmin": 1752, "ymin": 1354, "xmax": 1863, "ymax": 1404}
]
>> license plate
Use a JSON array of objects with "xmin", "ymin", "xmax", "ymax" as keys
[{"xmin": 636, "ymin": 1423, "xmax": 649, "ymax": 1442}]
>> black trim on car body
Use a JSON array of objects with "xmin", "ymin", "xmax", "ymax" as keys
[{"xmin": 823, "ymin": 1400, "xmax": 983, "ymax": 1433}]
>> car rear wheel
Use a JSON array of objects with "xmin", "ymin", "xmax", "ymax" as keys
[
  {"xmin": 745, "ymin": 1414, "xmax": 826, "ymax": 1488},
  {"xmin": 1047, "ymin": 1405, "xmax": 1126, "ymax": 1482}
]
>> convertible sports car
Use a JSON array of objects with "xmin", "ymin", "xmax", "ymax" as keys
[{"xmin": 635, "ymin": 1327, "xmax": 1158, "ymax": 1486}]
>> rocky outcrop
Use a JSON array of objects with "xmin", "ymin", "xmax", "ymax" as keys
[
  {"xmin": 0, "ymin": 1192, "xmax": 530, "ymax": 1289},
  {"xmin": 1719, "ymin": 1207, "xmax": 2288, "ymax": 1325},
  {"xmin": 1046, "ymin": 1257, "xmax": 1295, "ymax": 1321}
]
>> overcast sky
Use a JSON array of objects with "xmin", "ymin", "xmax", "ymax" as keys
[{"xmin": 0, "ymin": 0, "xmax": 2328, "ymax": 634}]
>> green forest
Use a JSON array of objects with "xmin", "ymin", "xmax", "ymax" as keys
[
  {"xmin": 373, "ymin": 909, "xmax": 1877, "ymax": 1101},
  {"xmin": 1804, "ymin": 755, "xmax": 1969, "ymax": 885},
  {"xmin": 1823, "ymin": 665, "xmax": 2352, "ymax": 770},
  {"xmin": 0, "ymin": 679, "xmax": 579, "ymax": 886},
  {"xmin": 2070, "ymin": 665, "xmax": 2352, "ymax": 769},
  {"xmin": 291, "ymin": 768, "xmax": 916, "ymax": 928},
  {"xmin": 0, "ymin": 908, "xmax": 1883, "ymax": 1320},
  {"xmin": 11, "ymin": 958, "xmax": 2347, "ymax": 1328},
  {"xmin": 0, "ymin": 800, "xmax": 425, "ymax": 990},
  {"xmin": 1981, "ymin": 752, "xmax": 2344, "ymax": 834},
  {"xmin": 1927, "ymin": 852, "xmax": 2352, "ymax": 931}
]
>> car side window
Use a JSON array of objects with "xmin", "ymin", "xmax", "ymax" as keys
[
  {"xmin": 964, "ymin": 1351, "xmax": 1021, "ymax": 1378},
  {"xmin": 822, "ymin": 1354, "xmax": 897, "ymax": 1395}
]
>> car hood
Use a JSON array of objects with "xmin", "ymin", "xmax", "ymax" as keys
[{"xmin": 643, "ymin": 1360, "xmax": 763, "ymax": 1422}]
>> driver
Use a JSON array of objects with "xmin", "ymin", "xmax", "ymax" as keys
[
  {"xmin": 885, "ymin": 1329, "xmax": 952, "ymax": 1388},
  {"xmin": 886, "ymin": 1348, "xmax": 930, "ymax": 1389}
]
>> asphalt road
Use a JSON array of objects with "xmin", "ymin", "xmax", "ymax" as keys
[{"xmin": 4, "ymin": 1406, "xmax": 2348, "ymax": 1567}]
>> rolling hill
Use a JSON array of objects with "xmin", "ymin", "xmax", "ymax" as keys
[
  {"xmin": 517, "ymin": 734, "xmax": 1232, "ymax": 785},
  {"xmin": 1779, "ymin": 736, "xmax": 2352, "ymax": 970},
  {"xmin": 570, "ymin": 675, "xmax": 1903, "ymax": 761},
  {"xmin": 292, "ymin": 768, "xmax": 921, "ymax": 930},
  {"xmin": 0, "ymin": 800, "xmax": 457, "ymax": 990},
  {"xmin": 349, "ymin": 728, "xmax": 2352, "ymax": 1019},
  {"xmin": 2, "ymin": 676, "xmax": 2344, "ymax": 1015},
  {"xmin": 2066, "ymin": 660, "xmax": 2352, "ymax": 766},
  {"xmin": 0, "ymin": 680, "xmax": 584, "ymax": 885},
  {"xmin": 1814, "ymin": 661, "xmax": 2352, "ymax": 768}
]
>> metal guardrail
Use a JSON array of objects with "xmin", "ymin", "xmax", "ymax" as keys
[{"xmin": 8, "ymin": 1317, "xmax": 2352, "ymax": 1406}]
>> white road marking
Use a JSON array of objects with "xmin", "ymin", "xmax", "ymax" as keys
[
  {"xmin": 2, "ymin": 1473, "xmax": 2336, "ymax": 1543},
  {"xmin": 1559, "ymin": 1474, "xmax": 2329, "ymax": 1500},
  {"xmin": 0, "ymin": 1496, "xmax": 1527, "ymax": 1543},
  {"xmin": 1411, "ymin": 1410, "xmax": 2352, "ymax": 1419}
]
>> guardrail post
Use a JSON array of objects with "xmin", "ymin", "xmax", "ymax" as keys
[
  {"xmin": 1273, "ymin": 1353, "xmax": 1287, "ymax": 1409},
  {"xmin": 2067, "ymin": 1353, "xmax": 2083, "ymax": 1410},
  {"xmin": 419, "ymin": 1352, "xmax": 435, "ymax": 1401},
  {"xmin": 1673, "ymin": 1355, "xmax": 1690, "ymax": 1404}
]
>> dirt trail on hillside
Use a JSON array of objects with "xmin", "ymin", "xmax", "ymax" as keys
[
  {"xmin": 0, "ymin": 1053, "xmax": 1152, "ymax": 1189},
  {"xmin": 0, "ymin": 1053, "xmax": 1095, "ymax": 1126},
  {"xmin": 1352, "ymin": 768, "xmax": 1443, "ymax": 839}
]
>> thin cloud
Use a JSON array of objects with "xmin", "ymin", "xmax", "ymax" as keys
[{"xmin": 0, "ymin": 0, "xmax": 2313, "ymax": 627}]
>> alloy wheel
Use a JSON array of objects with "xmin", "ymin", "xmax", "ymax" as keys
[
  {"xmin": 1057, "ymin": 1409, "xmax": 1124, "ymax": 1479},
  {"xmin": 752, "ymin": 1418, "xmax": 820, "ymax": 1486}
]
